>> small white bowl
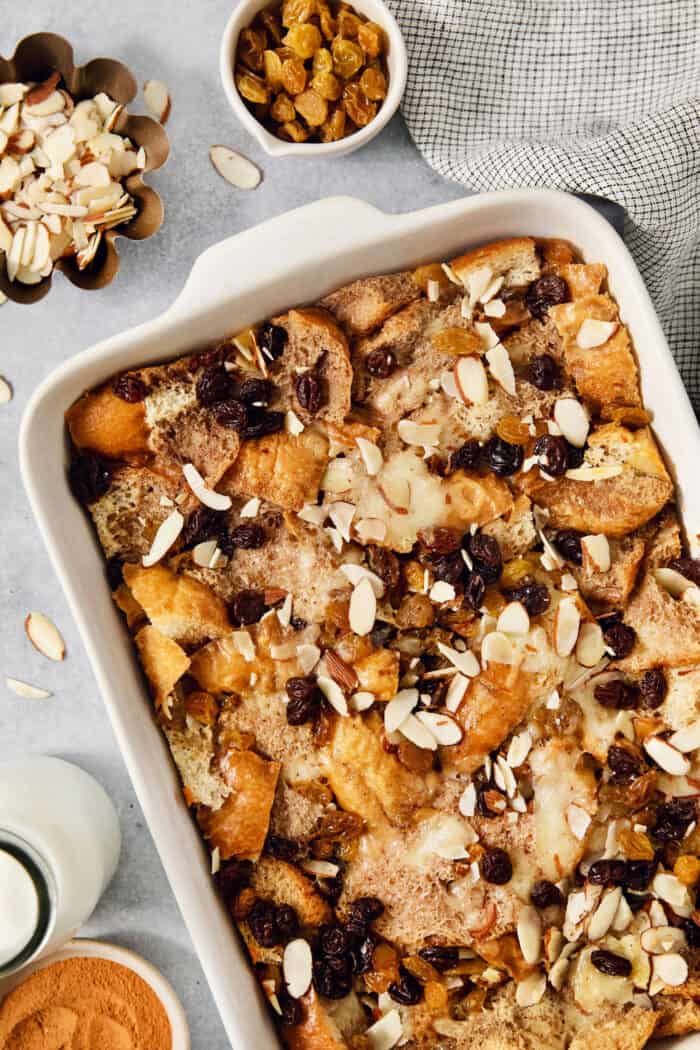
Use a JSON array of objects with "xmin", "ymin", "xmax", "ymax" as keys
[
  {"xmin": 219, "ymin": 0, "xmax": 408, "ymax": 158},
  {"xmin": 0, "ymin": 938, "xmax": 190, "ymax": 1050}
]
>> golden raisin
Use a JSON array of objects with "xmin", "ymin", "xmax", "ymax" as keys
[
  {"xmin": 496, "ymin": 414, "xmax": 531, "ymax": 445},
  {"xmin": 602, "ymin": 405, "xmax": 653, "ymax": 427},
  {"xmin": 358, "ymin": 20, "xmax": 385, "ymax": 57},
  {"xmin": 275, "ymin": 45, "xmax": 299, "ymax": 61},
  {"xmin": 432, "ymin": 327, "xmax": 482, "ymax": 356},
  {"xmin": 238, "ymin": 27, "xmax": 266, "ymax": 72},
  {"xmin": 674, "ymin": 854, "xmax": 700, "ymax": 886},
  {"xmin": 295, "ymin": 88, "xmax": 329, "ymax": 126},
  {"xmin": 317, "ymin": 1, "xmax": 337, "ymax": 40},
  {"xmin": 281, "ymin": 56, "xmax": 307, "ymax": 94},
  {"xmin": 395, "ymin": 593, "xmax": 435, "ymax": 629},
  {"xmin": 397, "ymin": 738, "xmax": 434, "ymax": 775},
  {"xmin": 337, "ymin": 9, "xmax": 362, "ymax": 37},
  {"xmin": 332, "ymin": 37, "xmax": 364, "ymax": 79},
  {"xmin": 259, "ymin": 9, "xmax": 284, "ymax": 44},
  {"xmin": 402, "ymin": 956, "xmax": 441, "ymax": 983},
  {"xmin": 365, "ymin": 942, "xmax": 400, "ymax": 994},
  {"xmin": 315, "ymin": 809, "xmax": 366, "ymax": 840},
  {"xmin": 263, "ymin": 49, "xmax": 284, "ymax": 89},
  {"xmin": 312, "ymin": 71, "xmax": 342, "ymax": 101},
  {"xmin": 279, "ymin": 119, "xmax": 310, "ymax": 142},
  {"xmin": 319, "ymin": 106, "xmax": 346, "ymax": 141},
  {"xmin": 270, "ymin": 92, "xmax": 296, "ymax": 122},
  {"xmin": 282, "ymin": 0, "xmax": 316, "ymax": 27},
  {"xmin": 313, "ymin": 47, "xmax": 334, "ymax": 74},
  {"xmin": 360, "ymin": 67, "xmax": 387, "ymax": 101},
  {"xmin": 424, "ymin": 981, "xmax": 449, "ymax": 1013},
  {"xmin": 185, "ymin": 690, "xmax": 218, "ymax": 726},
  {"xmin": 618, "ymin": 827, "xmax": 655, "ymax": 860},
  {"xmin": 342, "ymin": 82, "xmax": 376, "ymax": 126},
  {"xmin": 500, "ymin": 555, "xmax": 540, "ymax": 589},
  {"xmin": 284, "ymin": 23, "xmax": 322, "ymax": 59},
  {"xmin": 235, "ymin": 69, "xmax": 270, "ymax": 104}
]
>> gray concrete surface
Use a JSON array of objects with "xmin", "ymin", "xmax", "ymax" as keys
[{"xmin": 0, "ymin": 3, "xmax": 466, "ymax": 1045}]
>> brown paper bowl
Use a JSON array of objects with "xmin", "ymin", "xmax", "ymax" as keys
[{"xmin": 0, "ymin": 33, "xmax": 170, "ymax": 304}]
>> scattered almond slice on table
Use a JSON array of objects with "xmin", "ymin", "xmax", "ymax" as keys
[
  {"xmin": 0, "ymin": 377, "xmax": 12, "ymax": 403},
  {"xmin": 24, "ymin": 612, "xmax": 65, "ymax": 661},
  {"xmin": 209, "ymin": 145, "xmax": 262, "ymax": 190},
  {"xmin": 5, "ymin": 677, "xmax": 52, "ymax": 700},
  {"xmin": 143, "ymin": 79, "xmax": 171, "ymax": 124}
]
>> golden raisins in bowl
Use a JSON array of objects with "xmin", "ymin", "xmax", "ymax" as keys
[{"xmin": 234, "ymin": 0, "xmax": 390, "ymax": 144}]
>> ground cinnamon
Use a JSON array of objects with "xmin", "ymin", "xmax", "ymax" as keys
[{"xmin": 0, "ymin": 955, "xmax": 172, "ymax": 1049}]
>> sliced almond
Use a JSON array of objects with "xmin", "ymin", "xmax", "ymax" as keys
[
  {"xmin": 144, "ymin": 79, "xmax": 172, "ymax": 124},
  {"xmin": 655, "ymin": 566, "xmax": 694, "ymax": 597},
  {"xmin": 0, "ymin": 377, "xmax": 12, "ymax": 404},
  {"xmin": 317, "ymin": 674, "xmax": 348, "ymax": 716},
  {"xmin": 182, "ymin": 463, "xmax": 232, "ymax": 511},
  {"xmin": 437, "ymin": 642, "xmax": 480, "ymax": 677},
  {"xmin": 506, "ymin": 729, "xmax": 532, "ymax": 768},
  {"xmin": 485, "ymin": 343, "xmax": 516, "ymax": 395},
  {"xmin": 324, "ymin": 650, "xmax": 358, "ymax": 692},
  {"xmin": 565, "ymin": 464, "xmax": 623, "ymax": 482},
  {"xmin": 652, "ymin": 952, "xmax": 688, "ymax": 988},
  {"xmin": 669, "ymin": 719, "xmax": 700, "ymax": 754},
  {"xmin": 652, "ymin": 872, "xmax": 693, "ymax": 915},
  {"xmin": 517, "ymin": 906, "xmax": 542, "ymax": 964},
  {"xmin": 644, "ymin": 736, "xmax": 690, "ymax": 776},
  {"xmin": 429, "ymin": 580, "xmax": 456, "ymax": 603},
  {"xmin": 445, "ymin": 672, "xmax": 469, "ymax": 712},
  {"xmin": 481, "ymin": 630, "xmax": 516, "ymax": 666},
  {"xmin": 384, "ymin": 688, "xmax": 418, "ymax": 732},
  {"xmin": 301, "ymin": 859, "xmax": 339, "ymax": 878},
  {"xmin": 5, "ymin": 677, "xmax": 52, "ymax": 700},
  {"xmin": 355, "ymin": 518, "xmax": 386, "ymax": 543},
  {"xmin": 640, "ymin": 926, "xmax": 686, "ymax": 955},
  {"xmin": 340, "ymin": 563, "xmax": 385, "ymax": 598},
  {"xmin": 483, "ymin": 297, "xmax": 506, "ymax": 318},
  {"xmin": 515, "ymin": 972, "xmax": 546, "ymax": 1008},
  {"xmin": 397, "ymin": 418, "xmax": 441, "ymax": 448},
  {"xmin": 426, "ymin": 279, "xmax": 440, "ymax": 302},
  {"xmin": 467, "ymin": 266, "xmax": 493, "ymax": 304},
  {"xmin": 240, "ymin": 496, "xmax": 261, "ymax": 518},
  {"xmin": 378, "ymin": 475, "xmax": 410, "ymax": 514},
  {"xmin": 399, "ymin": 713, "xmax": 438, "ymax": 750},
  {"xmin": 566, "ymin": 803, "xmax": 591, "ymax": 841},
  {"xmin": 576, "ymin": 318, "xmax": 618, "ymax": 349},
  {"xmin": 349, "ymin": 690, "xmax": 375, "ymax": 712},
  {"xmin": 25, "ymin": 73, "xmax": 61, "ymax": 107},
  {"xmin": 209, "ymin": 144, "xmax": 261, "ymax": 190},
  {"xmin": 474, "ymin": 321, "xmax": 500, "ymax": 350},
  {"xmin": 554, "ymin": 596, "xmax": 581, "ymax": 656},
  {"xmin": 192, "ymin": 539, "xmax": 219, "ymax": 567},
  {"xmin": 553, "ymin": 398, "xmax": 589, "ymax": 448},
  {"xmin": 415, "ymin": 710, "xmax": 462, "ymax": 746},
  {"xmin": 328, "ymin": 501, "xmax": 354, "ymax": 542},
  {"xmin": 587, "ymin": 886, "xmax": 622, "ymax": 941},
  {"xmin": 25, "ymin": 612, "xmax": 65, "ymax": 661},
  {"xmin": 283, "ymin": 938, "xmax": 312, "ymax": 999},
  {"xmin": 581, "ymin": 534, "xmax": 611, "ymax": 574},
  {"xmin": 576, "ymin": 622, "xmax": 606, "ymax": 667},
  {"xmin": 366, "ymin": 1009, "xmax": 402, "ymax": 1050},
  {"xmin": 25, "ymin": 90, "xmax": 65, "ymax": 118},
  {"xmin": 496, "ymin": 601, "xmax": 530, "ymax": 636},
  {"xmin": 454, "ymin": 356, "xmax": 489, "ymax": 406},
  {"xmin": 356, "ymin": 436, "xmax": 383, "ymax": 475},
  {"xmin": 142, "ymin": 509, "xmax": 184, "ymax": 567},
  {"xmin": 459, "ymin": 781, "xmax": 477, "ymax": 817},
  {"xmin": 297, "ymin": 643, "xmax": 320, "ymax": 674},
  {"xmin": 0, "ymin": 84, "xmax": 27, "ymax": 107},
  {"xmin": 349, "ymin": 577, "xmax": 377, "ymax": 637}
]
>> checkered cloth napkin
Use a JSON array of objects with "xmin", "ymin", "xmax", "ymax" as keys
[{"xmin": 386, "ymin": 0, "xmax": 700, "ymax": 407}]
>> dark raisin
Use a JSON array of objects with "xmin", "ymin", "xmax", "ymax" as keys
[
  {"xmin": 367, "ymin": 546, "xmax": 402, "ymax": 608},
  {"xmin": 590, "ymin": 949, "xmax": 632, "ymax": 978},
  {"xmin": 567, "ymin": 443, "xmax": 585, "ymax": 469},
  {"xmin": 247, "ymin": 899, "xmax": 280, "ymax": 947},
  {"xmin": 274, "ymin": 904, "xmax": 299, "ymax": 940},
  {"xmin": 504, "ymin": 578, "xmax": 550, "ymax": 617},
  {"xmin": 182, "ymin": 507, "xmax": 222, "ymax": 549},
  {"xmin": 238, "ymin": 377, "xmax": 274, "ymax": 405},
  {"xmin": 683, "ymin": 917, "xmax": 700, "ymax": 948},
  {"xmin": 554, "ymin": 529, "xmax": 583, "ymax": 566},
  {"xmin": 312, "ymin": 958, "xmax": 352, "ymax": 999},
  {"xmin": 477, "ymin": 786, "xmax": 507, "ymax": 818},
  {"xmin": 320, "ymin": 873, "xmax": 344, "ymax": 905},
  {"xmin": 419, "ymin": 527, "xmax": 462, "ymax": 554},
  {"xmin": 531, "ymin": 880, "xmax": 564, "ymax": 909},
  {"xmin": 624, "ymin": 891, "xmax": 651, "ymax": 912},
  {"xmin": 112, "ymin": 373, "xmax": 148, "ymax": 402},
  {"xmin": 291, "ymin": 616, "xmax": 308, "ymax": 631},
  {"xmin": 587, "ymin": 859, "xmax": 627, "ymax": 886},
  {"xmin": 483, "ymin": 436, "xmax": 523, "ymax": 477},
  {"xmin": 594, "ymin": 679, "xmax": 640, "ymax": 709},
  {"xmin": 213, "ymin": 399, "xmax": 249, "ymax": 430},
  {"xmin": 622, "ymin": 860, "xmax": 657, "ymax": 892},
  {"xmin": 607, "ymin": 744, "xmax": 644, "ymax": 782},
  {"xmin": 463, "ymin": 572, "xmax": 487, "ymax": 610},
  {"xmin": 69, "ymin": 453, "xmax": 111, "ymax": 505},
  {"xmin": 669, "ymin": 558, "xmax": 700, "ymax": 586},
  {"xmin": 603, "ymin": 623, "xmax": 637, "ymax": 659},
  {"xmin": 389, "ymin": 967, "xmax": 424, "ymax": 1006},
  {"xmin": 365, "ymin": 347, "xmax": 396, "ymax": 378},
  {"xmin": 265, "ymin": 834, "xmax": 299, "ymax": 861},
  {"xmin": 448, "ymin": 440, "xmax": 481, "ymax": 474},
  {"xmin": 193, "ymin": 344, "xmax": 226, "ymax": 371},
  {"xmin": 196, "ymin": 364, "xmax": 235, "ymax": 405},
  {"xmin": 370, "ymin": 621, "xmax": 396, "ymax": 648},
  {"xmin": 277, "ymin": 987, "xmax": 303, "ymax": 1026},
  {"xmin": 240, "ymin": 409, "xmax": 286, "ymax": 440},
  {"xmin": 105, "ymin": 555, "xmax": 124, "ymax": 590},
  {"xmin": 349, "ymin": 933, "xmax": 377, "ymax": 975},
  {"xmin": 230, "ymin": 589, "xmax": 267, "ymax": 625},
  {"xmin": 418, "ymin": 945, "xmax": 459, "ymax": 972},
  {"xmin": 466, "ymin": 533, "xmax": 502, "ymax": 584},
  {"xmin": 295, "ymin": 371, "xmax": 325, "ymax": 414},
  {"xmin": 285, "ymin": 676, "xmax": 322, "ymax": 725},
  {"xmin": 227, "ymin": 523, "xmax": 266, "ymax": 550},
  {"xmin": 524, "ymin": 274, "xmax": 569, "ymax": 320},
  {"xmin": 319, "ymin": 925, "xmax": 350, "ymax": 957},
  {"xmin": 533, "ymin": 434, "xmax": 569, "ymax": 477},
  {"xmin": 350, "ymin": 896, "xmax": 384, "ymax": 922},
  {"xmin": 417, "ymin": 678, "xmax": 447, "ymax": 708},
  {"xmin": 639, "ymin": 668, "xmax": 667, "ymax": 709},
  {"xmin": 429, "ymin": 551, "xmax": 465, "ymax": 586},
  {"xmin": 481, "ymin": 847, "xmax": 512, "ymax": 885},
  {"xmin": 651, "ymin": 799, "xmax": 696, "ymax": 843},
  {"xmin": 216, "ymin": 859, "xmax": 252, "ymax": 902},
  {"xmin": 597, "ymin": 611, "xmax": 622, "ymax": 632},
  {"xmin": 527, "ymin": 353, "xmax": 561, "ymax": 391},
  {"xmin": 258, "ymin": 322, "xmax": 288, "ymax": 360}
]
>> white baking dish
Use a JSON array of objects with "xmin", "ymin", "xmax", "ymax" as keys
[{"xmin": 19, "ymin": 191, "xmax": 700, "ymax": 1049}]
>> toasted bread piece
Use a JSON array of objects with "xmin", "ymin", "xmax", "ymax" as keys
[
  {"xmin": 615, "ymin": 568, "xmax": 700, "ymax": 672},
  {"xmin": 568, "ymin": 1007, "xmax": 658, "ymax": 1050},
  {"xmin": 443, "ymin": 675, "xmax": 532, "ymax": 776},
  {"xmin": 270, "ymin": 307, "xmax": 353, "ymax": 427},
  {"xmin": 653, "ymin": 995, "xmax": 700, "ymax": 1036},
  {"xmin": 198, "ymin": 749, "xmax": 280, "ymax": 860},
  {"xmin": 250, "ymin": 857, "xmax": 332, "ymax": 926},
  {"xmin": 164, "ymin": 720, "xmax": 229, "ymax": 809},
  {"xmin": 572, "ymin": 534, "xmax": 645, "ymax": 611},
  {"xmin": 481, "ymin": 495, "xmax": 537, "ymax": 561},
  {"xmin": 134, "ymin": 625, "xmax": 190, "ymax": 712},
  {"xmin": 66, "ymin": 385, "xmax": 149, "ymax": 459},
  {"xmin": 89, "ymin": 465, "xmax": 180, "ymax": 560},
  {"xmin": 283, "ymin": 988, "xmax": 361, "ymax": 1050},
  {"xmin": 113, "ymin": 582, "xmax": 146, "ymax": 630},
  {"xmin": 319, "ymin": 270, "xmax": 421, "ymax": 338},
  {"xmin": 123, "ymin": 563, "xmax": 230, "ymax": 646},
  {"xmin": 222, "ymin": 427, "xmax": 329, "ymax": 512},
  {"xmin": 531, "ymin": 737, "xmax": 597, "ymax": 881},
  {"xmin": 450, "ymin": 237, "xmax": 540, "ymax": 291},
  {"xmin": 352, "ymin": 297, "xmax": 443, "ymax": 404},
  {"xmin": 557, "ymin": 262, "xmax": 607, "ymax": 299}
]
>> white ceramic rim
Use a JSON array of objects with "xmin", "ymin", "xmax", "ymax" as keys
[
  {"xmin": 219, "ymin": 0, "xmax": 408, "ymax": 158},
  {"xmin": 0, "ymin": 937, "xmax": 190, "ymax": 1049},
  {"xmin": 18, "ymin": 190, "xmax": 700, "ymax": 1048}
]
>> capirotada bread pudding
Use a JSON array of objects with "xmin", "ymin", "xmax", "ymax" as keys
[{"xmin": 67, "ymin": 237, "xmax": 700, "ymax": 1049}]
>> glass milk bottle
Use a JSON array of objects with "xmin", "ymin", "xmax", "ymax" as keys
[{"xmin": 0, "ymin": 755, "xmax": 121, "ymax": 976}]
